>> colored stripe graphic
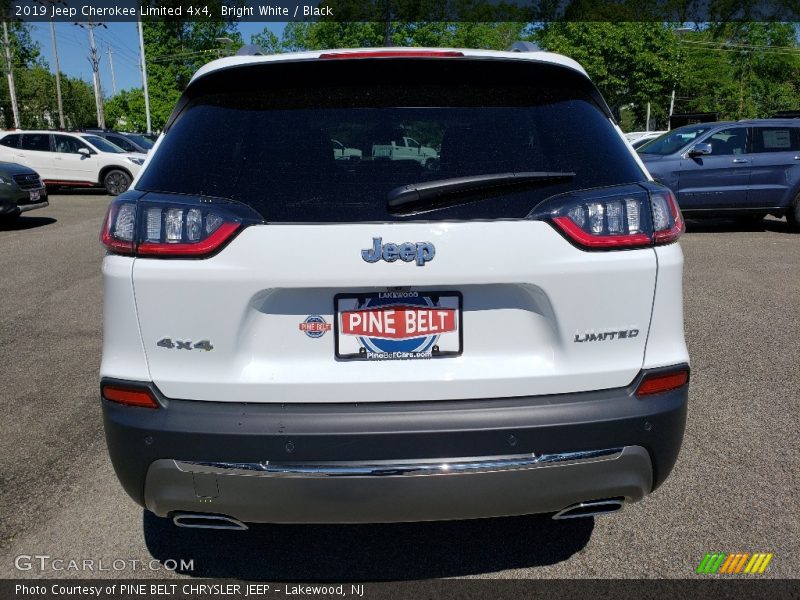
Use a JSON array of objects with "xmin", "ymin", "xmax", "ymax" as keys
[
  {"xmin": 698, "ymin": 553, "xmax": 727, "ymax": 574},
  {"xmin": 700, "ymin": 552, "xmax": 773, "ymax": 574},
  {"xmin": 720, "ymin": 554, "xmax": 737, "ymax": 573},
  {"xmin": 734, "ymin": 553, "xmax": 750, "ymax": 573}
]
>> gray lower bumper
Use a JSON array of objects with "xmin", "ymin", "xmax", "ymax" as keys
[
  {"xmin": 18, "ymin": 200, "xmax": 49, "ymax": 213},
  {"xmin": 144, "ymin": 446, "xmax": 652, "ymax": 523}
]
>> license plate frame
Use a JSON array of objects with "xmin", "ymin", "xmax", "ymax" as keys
[
  {"xmin": 334, "ymin": 291, "xmax": 463, "ymax": 361},
  {"xmin": 29, "ymin": 189, "xmax": 40, "ymax": 202}
]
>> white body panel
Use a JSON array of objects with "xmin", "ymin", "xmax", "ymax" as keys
[
  {"xmin": 643, "ymin": 243, "xmax": 689, "ymax": 369},
  {"xmin": 117, "ymin": 221, "xmax": 662, "ymax": 403}
]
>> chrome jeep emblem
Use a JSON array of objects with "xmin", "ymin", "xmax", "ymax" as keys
[{"xmin": 361, "ymin": 237, "xmax": 435, "ymax": 267}]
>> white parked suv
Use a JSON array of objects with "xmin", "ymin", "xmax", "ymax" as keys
[
  {"xmin": 0, "ymin": 130, "xmax": 145, "ymax": 195},
  {"xmin": 100, "ymin": 48, "xmax": 689, "ymax": 529}
]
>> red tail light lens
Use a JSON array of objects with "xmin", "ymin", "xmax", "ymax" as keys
[
  {"xmin": 635, "ymin": 367, "xmax": 690, "ymax": 397},
  {"xmin": 100, "ymin": 194, "xmax": 263, "ymax": 258},
  {"xmin": 102, "ymin": 384, "xmax": 159, "ymax": 409},
  {"xmin": 530, "ymin": 183, "xmax": 684, "ymax": 250},
  {"xmin": 650, "ymin": 188, "xmax": 685, "ymax": 244}
]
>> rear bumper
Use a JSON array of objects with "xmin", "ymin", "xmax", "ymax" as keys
[
  {"xmin": 0, "ymin": 188, "xmax": 48, "ymax": 216},
  {"xmin": 101, "ymin": 366, "xmax": 688, "ymax": 523}
]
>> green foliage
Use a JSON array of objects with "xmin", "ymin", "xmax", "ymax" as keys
[
  {"xmin": 535, "ymin": 22, "xmax": 680, "ymax": 128},
  {"xmin": 263, "ymin": 21, "xmax": 528, "ymax": 52},
  {"xmin": 0, "ymin": 23, "xmax": 96, "ymax": 129},
  {"xmin": 535, "ymin": 22, "xmax": 800, "ymax": 129},
  {"xmin": 678, "ymin": 23, "xmax": 800, "ymax": 120},
  {"xmin": 141, "ymin": 18, "xmax": 241, "ymax": 130},
  {"xmin": 106, "ymin": 89, "xmax": 149, "ymax": 131}
]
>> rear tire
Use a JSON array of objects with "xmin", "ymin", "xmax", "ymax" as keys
[
  {"xmin": 788, "ymin": 194, "xmax": 800, "ymax": 232},
  {"xmin": 103, "ymin": 169, "xmax": 132, "ymax": 196}
]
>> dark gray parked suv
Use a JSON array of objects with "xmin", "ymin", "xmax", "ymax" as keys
[
  {"xmin": 0, "ymin": 161, "xmax": 47, "ymax": 221},
  {"xmin": 638, "ymin": 119, "xmax": 800, "ymax": 230}
]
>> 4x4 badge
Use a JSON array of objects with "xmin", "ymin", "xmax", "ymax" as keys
[{"xmin": 361, "ymin": 237, "xmax": 435, "ymax": 267}]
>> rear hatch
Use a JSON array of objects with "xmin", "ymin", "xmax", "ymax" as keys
[{"xmin": 126, "ymin": 54, "xmax": 659, "ymax": 403}]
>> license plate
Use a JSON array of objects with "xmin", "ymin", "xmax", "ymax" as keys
[
  {"xmin": 335, "ymin": 291, "xmax": 462, "ymax": 360},
  {"xmin": 29, "ymin": 190, "xmax": 40, "ymax": 202}
]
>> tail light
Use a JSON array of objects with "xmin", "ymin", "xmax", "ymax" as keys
[
  {"xmin": 529, "ymin": 183, "xmax": 684, "ymax": 250},
  {"xmin": 636, "ymin": 366, "xmax": 690, "ymax": 397},
  {"xmin": 100, "ymin": 194, "xmax": 263, "ymax": 258},
  {"xmin": 102, "ymin": 384, "xmax": 159, "ymax": 409}
]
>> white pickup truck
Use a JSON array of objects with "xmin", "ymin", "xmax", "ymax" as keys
[{"xmin": 371, "ymin": 136, "xmax": 439, "ymax": 168}]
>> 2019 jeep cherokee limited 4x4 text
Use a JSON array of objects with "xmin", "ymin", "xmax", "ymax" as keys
[{"xmin": 100, "ymin": 48, "xmax": 689, "ymax": 528}]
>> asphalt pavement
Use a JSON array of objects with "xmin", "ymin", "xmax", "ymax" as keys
[{"xmin": 0, "ymin": 194, "xmax": 797, "ymax": 580}]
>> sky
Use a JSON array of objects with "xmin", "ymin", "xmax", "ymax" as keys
[{"xmin": 28, "ymin": 21, "xmax": 285, "ymax": 95}]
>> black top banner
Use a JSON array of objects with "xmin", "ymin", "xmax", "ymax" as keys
[{"xmin": 3, "ymin": 0, "xmax": 800, "ymax": 22}]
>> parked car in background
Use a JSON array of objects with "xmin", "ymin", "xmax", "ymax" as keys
[
  {"xmin": 332, "ymin": 139, "xmax": 362, "ymax": 160},
  {"xmin": 0, "ymin": 161, "xmax": 47, "ymax": 221},
  {"xmin": 638, "ymin": 120, "xmax": 800, "ymax": 230},
  {"xmin": 85, "ymin": 129, "xmax": 155, "ymax": 154},
  {"xmin": 630, "ymin": 131, "xmax": 667, "ymax": 149},
  {"xmin": 0, "ymin": 131, "xmax": 145, "ymax": 195},
  {"xmin": 372, "ymin": 135, "xmax": 439, "ymax": 169},
  {"xmin": 625, "ymin": 130, "xmax": 667, "ymax": 147},
  {"xmin": 100, "ymin": 47, "xmax": 689, "ymax": 530}
]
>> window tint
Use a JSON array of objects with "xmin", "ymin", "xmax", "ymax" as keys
[
  {"xmin": 752, "ymin": 127, "xmax": 800, "ymax": 153},
  {"xmin": 20, "ymin": 134, "xmax": 51, "ymax": 152},
  {"xmin": 637, "ymin": 125, "xmax": 713, "ymax": 155},
  {"xmin": 124, "ymin": 134, "xmax": 154, "ymax": 149},
  {"xmin": 140, "ymin": 62, "xmax": 644, "ymax": 223},
  {"xmin": 82, "ymin": 135, "xmax": 123, "ymax": 153},
  {"xmin": 707, "ymin": 128, "xmax": 748, "ymax": 155},
  {"xmin": 0, "ymin": 134, "xmax": 19, "ymax": 148},
  {"xmin": 53, "ymin": 135, "xmax": 90, "ymax": 154},
  {"xmin": 107, "ymin": 135, "xmax": 136, "ymax": 152}
]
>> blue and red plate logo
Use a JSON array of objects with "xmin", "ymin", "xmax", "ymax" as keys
[{"xmin": 299, "ymin": 315, "xmax": 331, "ymax": 338}]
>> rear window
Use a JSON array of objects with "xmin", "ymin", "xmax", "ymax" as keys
[{"xmin": 139, "ymin": 59, "xmax": 644, "ymax": 222}]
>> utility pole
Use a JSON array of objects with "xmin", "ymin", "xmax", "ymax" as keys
[
  {"xmin": 137, "ymin": 20, "xmax": 152, "ymax": 134},
  {"xmin": 107, "ymin": 46, "xmax": 116, "ymax": 95},
  {"xmin": 49, "ymin": 22, "xmax": 65, "ymax": 129},
  {"xmin": 76, "ymin": 22, "xmax": 105, "ymax": 128},
  {"xmin": 2, "ymin": 21, "xmax": 20, "ymax": 129}
]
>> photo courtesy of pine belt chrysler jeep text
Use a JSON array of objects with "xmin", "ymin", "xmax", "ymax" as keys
[{"xmin": 99, "ymin": 47, "xmax": 690, "ymax": 529}]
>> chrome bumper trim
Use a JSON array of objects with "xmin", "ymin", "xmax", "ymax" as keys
[{"xmin": 175, "ymin": 447, "xmax": 624, "ymax": 478}]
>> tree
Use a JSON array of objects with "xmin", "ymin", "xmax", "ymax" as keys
[
  {"xmin": 141, "ymin": 17, "xmax": 242, "ymax": 130},
  {"xmin": 106, "ymin": 89, "xmax": 148, "ymax": 131},
  {"xmin": 678, "ymin": 23, "xmax": 800, "ymax": 119},
  {"xmin": 269, "ymin": 21, "xmax": 528, "ymax": 53},
  {"xmin": 250, "ymin": 29, "xmax": 283, "ymax": 54},
  {"xmin": 535, "ymin": 22, "xmax": 679, "ymax": 128}
]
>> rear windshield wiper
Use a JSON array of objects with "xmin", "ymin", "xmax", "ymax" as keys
[{"xmin": 387, "ymin": 171, "xmax": 576, "ymax": 216}]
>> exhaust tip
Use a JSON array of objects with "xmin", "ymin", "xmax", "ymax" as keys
[
  {"xmin": 172, "ymin": 513, "xmax": 248, "ymax": 530},
  {"xmin": 552, "ymin": 498, "xmax": 625, "ymax": 520}
]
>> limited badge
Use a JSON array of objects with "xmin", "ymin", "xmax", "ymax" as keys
[{"xmin": 299, "ymin": 315, "xmax": 331, "ymax": 338}]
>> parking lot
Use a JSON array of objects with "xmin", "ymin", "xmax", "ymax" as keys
[{"xmin": 0, "ymin": 193, "xmax": 797, "ymax": 580}]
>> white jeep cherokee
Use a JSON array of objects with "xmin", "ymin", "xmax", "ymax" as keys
[{"xmin": 100, "ymin": 48, "xmax": 689, "ymax": 529}]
